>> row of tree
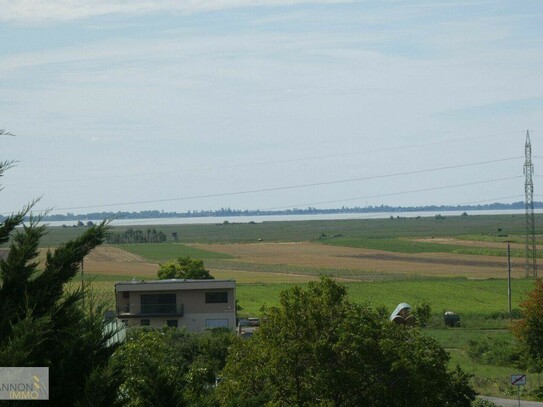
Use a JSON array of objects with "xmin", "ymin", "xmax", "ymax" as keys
[
  {"xmin": 4, "ymin": 201, "xmax": 542, "ymax": 223},
  {"xmin": 104, "ymin": 228, "xmax": 167, "ymax": 244}
]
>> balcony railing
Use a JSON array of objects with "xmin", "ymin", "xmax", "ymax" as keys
[{"xmin": 117, "ymin": 303, "xmax": 184, "ymax": 317}]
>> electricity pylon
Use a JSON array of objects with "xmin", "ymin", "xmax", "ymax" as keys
[{"xmin": 524, "ymin": 130, "xmax": 537, "ymax": 278}]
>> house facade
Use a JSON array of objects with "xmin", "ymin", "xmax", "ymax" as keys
[{"xmin": 115, "ymin": 279, "xmax": 236, "ymax": 332}]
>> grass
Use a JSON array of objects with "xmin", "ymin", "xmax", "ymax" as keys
[
  {"xmin": 116, "ymin": 243, "xmax": 232, "ymax": 262},
  {"xmin": 423, "ymin": 328, "xmax": 539, "ymax": 398},
  {"xmin": 205, "ymin": 259, "xmax": 405, "ymax": 281},
  {"xmin": 22, "ymin": 213, "xmax": 543, "ymax": 246},
  {"xmin": 82, "ymin": 274, "xmax": 536, "ymax": 319},
  {"xmin": 321, "ymin": 237, "xmax": 530, "ymax": 258}
]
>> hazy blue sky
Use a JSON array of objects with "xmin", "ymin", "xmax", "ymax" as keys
[{"xmin": 1, "ymin": 0, "xmax": 542, "ymax": 215}]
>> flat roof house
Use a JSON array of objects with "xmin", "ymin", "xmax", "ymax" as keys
[{"xmin": 115, "ymin": 279, "xmax": 236, "ymax": 332}]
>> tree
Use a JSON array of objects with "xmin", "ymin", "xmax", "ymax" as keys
[
  {"xmin": 218, "ymin": 277, "xmax": 475, "ymax": 407},
  {"xmin": 113, "ymin": 327, "xmax": 233, "ymax": 407},
  {"xmin": 513, "ymin": 278, "xmax": 543, "ymax": 371},
  {"xmin": 158, "ymin": 256, "xmax": 214, "ymax": 280},
  {"xmin": 0, "ymin": 159, "xmax": 121, "ymax": 406},
  {"xmin": 412, "ymin": 299, "xmax": 432, "ymax": 327}
]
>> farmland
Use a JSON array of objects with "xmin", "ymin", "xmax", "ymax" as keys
[{"xmin": 51, "ymin": 213, "xmax": 543, "ymax": 398}]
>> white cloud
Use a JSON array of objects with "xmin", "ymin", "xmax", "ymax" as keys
[{"xmin": 0, "ymin": 0, "xmax": 352, "ymax": 23}]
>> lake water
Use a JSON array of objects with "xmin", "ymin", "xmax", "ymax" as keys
[{"xmin": 43, "ymin": 209, "xmax": 537, "ymax": 227}]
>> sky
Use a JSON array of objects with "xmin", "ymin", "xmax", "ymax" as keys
[{"xmin": 0, "ymin": 0, "xmax": 542, "ymax": 216}]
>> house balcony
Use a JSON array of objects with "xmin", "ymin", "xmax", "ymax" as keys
[{"xmin": 117, "ymin": 303, "xmax": 184, "ymax": 317}]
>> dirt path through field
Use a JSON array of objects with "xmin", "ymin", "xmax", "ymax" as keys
[
  {"xmin": 413, "ymin": 237, "xmax": 524, "ymax": 250},
  {"xmin": 190, "ymin": 242, "xmax": 520, "ymax": 279}
]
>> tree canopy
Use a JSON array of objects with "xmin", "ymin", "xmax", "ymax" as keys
[
  {"xmin": 0, "ymin": 159, "xmax": 121, "ymax": 406},
  {"xmin": 112, "ymin": 327, "xmax": 233, "ymax": 407},
  {"xmin": 513, "ymin": 278, "xmax": 543, "ymax": 371},
  {"xmin": 157, "ymin": 256, "xmax": 214, "ymax": 280},
  {"xmin": 217, "ymin": 277, "xmax": 475, "ymax": 407}
]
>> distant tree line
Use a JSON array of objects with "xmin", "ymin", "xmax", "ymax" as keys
[
  {"xmin": 4, "ymin": 201, "xmax": 541, "ymax": 223},
  {"xmin": 105, "ymin": 228, "xmax": 167, "ymax": 244}
]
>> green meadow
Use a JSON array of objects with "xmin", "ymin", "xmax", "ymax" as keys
[
  {"xmin": 36, "ymin": 212, "xmax": 543, "ymax": 245},
  {"xmin": 322, "ymin": 236, "xmax": 529, "ymax": 257},
  {"xmin": 118, "ymin": 242, "xmax": 232, "ymax": 262}
]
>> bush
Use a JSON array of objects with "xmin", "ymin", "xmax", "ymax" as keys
[
  {"xmin": 412, "ymin": 300, "xmax": 432, "ymax": 327},
  {"xmin": 468, "ymin": 336, "xmax": 520, "ymax": 367}
]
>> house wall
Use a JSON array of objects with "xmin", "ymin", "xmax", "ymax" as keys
[
  {"xmin": 116, "ymin": 285, "xmax": 236, "ymax": 333},
  {"xmin": 121, "ymin": 312, "xmax": 236, "ymax": 332}
]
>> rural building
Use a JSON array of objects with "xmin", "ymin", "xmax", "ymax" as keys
[
  {"xmin": 390, "ymin": 302, "xmax": 414, "ymax": 325},
  {"xmin": 115, "ymin": 279, "xmax": 236, "ymax": 332}
]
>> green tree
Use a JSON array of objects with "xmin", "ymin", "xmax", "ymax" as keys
[
  {"xmin": 218, "ymin": 277, "xmax": 475, "ymax": 407},
  {"xmin": 513, "ymin": 278, "xmax": 543, "ymax": 371},
  {"xmin": 157, "ymin": 256, "xmax": 214, "ymax": 280},
  {"xmin": 412, "ymin": 299, "xmax": 432, "ymax": 327},
  {"xmin": 0, "ymin": 159, "xmax": 121, "ymax": 406},
  {"xmin": 113, "ymin": 327, "xmax": 233, "ymax": 407}
]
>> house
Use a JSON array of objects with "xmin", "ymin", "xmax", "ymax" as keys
[{"xmin": 115, "ymin": 279, "xmax": 236, "ymax": 332}]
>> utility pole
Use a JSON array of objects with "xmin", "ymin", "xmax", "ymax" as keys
[
  {"xmin": 524, "ymin": 130, "xmax": 537, "ymax": 278},
  {"xmin": 507, "ymin": 241, "xmax": 512, "ymax": 322}
]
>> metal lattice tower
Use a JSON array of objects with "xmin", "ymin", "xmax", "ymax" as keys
[{"xmin": 524, "ymin": 130, "xmax": 537, "ymax": 278}]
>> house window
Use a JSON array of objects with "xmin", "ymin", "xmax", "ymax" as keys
[
  {"xmin": 166, "ymin": 320, "xmax": 178, "ymax": 328},
  {"xmin": 141, "ymin": 293, "xmax": 177, "ymax": 314},
  {"xmin": 121, "ymin": 319, "xmax": 129, "ymax": 326},
  {"xmin": 205, "ymin": 292, "xmax": 228, "ymax": 304},
  {"xmin": 205, "ymin": 319, "xmax": 229, "ymax": 329},
  {"xmin": 141, "ymin": 319, "xmax": 150, "ymax": 326},
  {"xmin": 123, "ymin": 291, "xmax": 129, "ymax": 299}
]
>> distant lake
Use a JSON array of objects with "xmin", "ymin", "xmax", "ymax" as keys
[{"xmin": 43, "ymin": 209, "xmax": 537, "ymax": 227}]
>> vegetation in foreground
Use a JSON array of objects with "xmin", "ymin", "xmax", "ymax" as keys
[
  {"xmin": 0, "ymin": 212, "xmax": 120, "ymax": 404},
  {"xmin": 218, "ymin": 277, "xmax": 475, "ymax": 406}
]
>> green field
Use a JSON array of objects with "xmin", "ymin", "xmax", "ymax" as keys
[
  {"xmin": 83, "ymin": 273, "xmax": 533, "ymax": 323},
  {"xmin": 322, "ymin": 236, "xmax": 529, "ymax": 257},
  {"xmin": 30, "ymin": 213, "xmax": 543, "ymax": 246},
  {"xmin": 117, "ymin": 243, "xmax": 232, "ymax": 262}
]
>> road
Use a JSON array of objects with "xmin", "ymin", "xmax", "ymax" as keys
[{"xmin": 479, "ymin": 396, "xmax": 543, "ymax": 406}]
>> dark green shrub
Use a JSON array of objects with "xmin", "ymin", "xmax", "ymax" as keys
[{"xmin": 468, "ymin": 336, "xmax": 520, "ymax": 367}]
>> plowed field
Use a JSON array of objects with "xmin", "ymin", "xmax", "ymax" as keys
[
  {"xmin": 75, "ymin": 240, "xmax": 524, "ymax": 281},
  {"xmin": 189, "ymin": 242, "xmax": 521, "ymax": 279}
]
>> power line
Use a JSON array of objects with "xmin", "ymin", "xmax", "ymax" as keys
[
  {"xmin": 36, "ymin": 156, "xmax": 522, "ymax": 213},
  {"xmin": 259, "ymin": 176, "xmax": 522, "ymax": 211}
]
